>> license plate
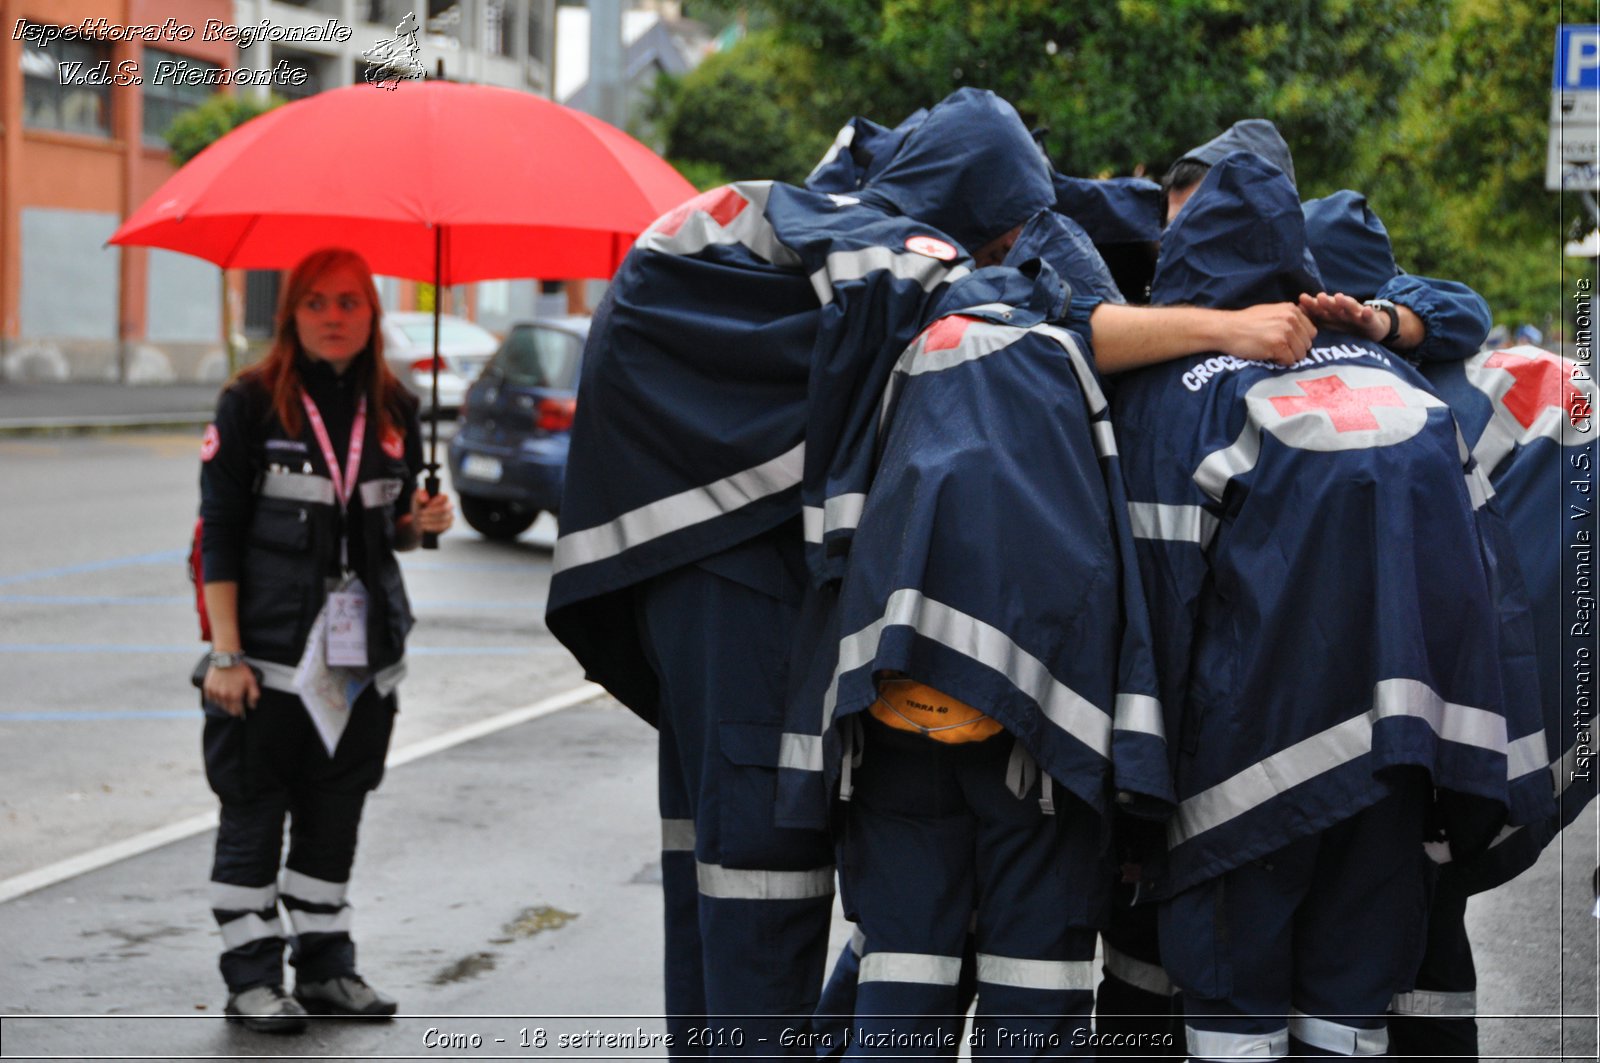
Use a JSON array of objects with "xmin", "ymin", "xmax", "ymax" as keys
[{"xmin": 461, "ymin": 454, "xmax": 503, "ymax": 482}]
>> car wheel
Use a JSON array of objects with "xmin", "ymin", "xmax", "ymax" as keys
[{"xmin": 459, "ymin": 496, "xmax": 538, "ymax": 541}]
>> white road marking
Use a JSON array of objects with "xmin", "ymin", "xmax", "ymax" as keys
[{"xmin": 0, "ymin": 683, "xmax": 608, "ymax": 905}]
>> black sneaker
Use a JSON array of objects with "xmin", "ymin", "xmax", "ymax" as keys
[
  {"xmin": 294, "ymin": 974, "xmax": 398, "ymax": 1018},
  {"xmin": 224, "ymin": 984, "xmax": 308, "ymax": 1034}
]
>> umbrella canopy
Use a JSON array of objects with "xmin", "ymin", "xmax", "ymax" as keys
[{"xmin": 109, "ymin": 80, "xmax": 695, "ymax": 282}]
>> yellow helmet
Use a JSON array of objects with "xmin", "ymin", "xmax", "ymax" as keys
[{"xmin": 869, "ymin": 678, "xmax": 1005, "ymax": 744}]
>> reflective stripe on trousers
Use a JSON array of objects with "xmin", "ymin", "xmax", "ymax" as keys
[
  {"xmin": 1186, "ymin": 1026, "xmax": 1290, "ymax": 1060},
  {"xmin": 1391, "ymin": 988, "xmax": 1477, "ymax": 1017},
  {"xmin": 1289, "ymin": 1011, "xmax": 1387, "ymax": 1055},
  {"xmin": 1103, "ymin": 942, "xmax": 1175, "ymax": 997}
]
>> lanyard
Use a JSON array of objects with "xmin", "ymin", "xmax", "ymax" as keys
[{"xmin": 300, "ymin": 390, "xmax": 367, "ymax": 570}]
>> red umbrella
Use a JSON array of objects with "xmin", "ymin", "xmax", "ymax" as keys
[
  {"xmin": 110, "ymin": 80, "xmax": 695, "ymax": 546},
  {"xmin": 110, "ymin": 80, "xmax": 694, "ymax": 281}
]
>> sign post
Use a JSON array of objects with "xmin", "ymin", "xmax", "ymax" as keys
[{"xmin": 1548, "ymin": 24, "xmax": 1600, "ymax": 198}]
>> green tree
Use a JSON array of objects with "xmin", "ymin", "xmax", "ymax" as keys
[
  {"xmin": 656, "ymin": 0, "xmax": 1576, "ymax": 322},
  {"xmin": 729, "ymin": 0, "xmax": 1442, "ymax": 182},
  {"xmin": 164, "ymin": 92, "xmax": 284, "ymax": 167},
  {"xmin": 1352, "ymin": 0, "xmax": 1587, "ymax": 325},
  {"xmin": 648, "ymin": 31, "xmax": 838, "ymax": 187}
]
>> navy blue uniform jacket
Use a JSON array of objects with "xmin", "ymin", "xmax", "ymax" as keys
[
  {"xmin": 546, "ymin": 89, "xmax": 1054, "ymax": 724},
  {"xmin": 1114, "ymin": 154, "xmax": 1551, "ymax": 898}
]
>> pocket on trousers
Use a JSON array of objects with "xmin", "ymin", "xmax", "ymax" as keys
[
  {"xmin": 1157, "ymin": 876, "xmax": 1231, "ymax": 1000},
  {"xmin": 716, "ymin": 720, "xmax": 830, "ymax": 870},
  {"xmin": 325, "ymin": 691, "xmax": 398, "ymax": 794},
  {"xmin": 201, "ymin": 709, "xmax": 250, "ymax": 804}
]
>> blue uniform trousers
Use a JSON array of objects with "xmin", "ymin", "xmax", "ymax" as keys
[
  {"xmin": 815, "ymin": 927, "xmax": 980, "ymax": 1059},
  {"xmin": 1388, "ymin": 868, "xmax": 1478, "ymax": 1062},
  {"xmin": 839, "ymin": 717, "xmax": 1106, "ymax": 1059},
  {"xmin": 636, "ymin": 538, "xmax": 836, "ymax": 1058},
  {"xmin": 1159, "ymin": 774, "xmax": 1430, "ymax": 1060},
  {"xmin": 202, "ymin": 684, "xmax": 395, "ymax": 992},
  {"xmin": 1095, "ymin": 882, "xmax": 1185, "ymax": 1058}
]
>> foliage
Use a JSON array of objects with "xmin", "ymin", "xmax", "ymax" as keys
[
  {"xmin": 165, "ymin": 93, "xmax": 285, "ymax": 167},
  {"xmin": 648, "ymin": 0, "xmax": 1586, "ymax": 322},
  {"xmin": 646, "ymin": 32, "xmax": 839, "ymax": 186},
  {"xmin": 732, "ymin": 0, "xmax": 1444, "ymax": 183},
  {"xmin": 1350, "ymin": 0, "xmax": 1588, "ymax": 325}
]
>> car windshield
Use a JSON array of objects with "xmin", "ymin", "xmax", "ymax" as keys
[
  {"xmin": 395, "ymin": 318, "xmax": 496, "ymax": 347},
  {"xmin": 493, "ymin": 325, "xmax": 583, "ymax": 388}
]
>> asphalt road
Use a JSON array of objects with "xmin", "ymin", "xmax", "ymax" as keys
[
  {"xmin": 0, "ymin": 428, "xmax": 581, "ymax": 881},
  {"xmin": 0, "ymin": 429, "xmax": 1595, "ymax": 1060}
]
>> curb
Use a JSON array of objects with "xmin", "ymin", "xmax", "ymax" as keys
[{"xmin": 0, "ymin": 414, "xmax": 211, "ymax": 437}]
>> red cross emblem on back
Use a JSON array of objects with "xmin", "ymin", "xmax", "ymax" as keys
[
  {"xmin": 1268, "ymin": 374, "xmax": 1406, "ymax": 432},
  {"xmin": 1483, "ymin": 349, "xmax": 1590, "ymax": 428},
  {"xmin": 652, "ymin": 187, "xmax": 749, "ymax": 238},
  {"xmin": 919, "ymin": 315, "xmax": 980, "ymax": 354}
]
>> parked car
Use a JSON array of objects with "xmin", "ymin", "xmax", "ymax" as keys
[
  {"xmin": 381, "ymin": 312, "xmax": 501, "ymax": 415},
  {"xmin": 447, "ymin": 316, "xmax": 590, "ymax": 540}
]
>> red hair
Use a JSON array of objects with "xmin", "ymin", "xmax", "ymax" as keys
[{"xmin": 238, "ymin": 248, "xmax": 406, "ymax": 438}]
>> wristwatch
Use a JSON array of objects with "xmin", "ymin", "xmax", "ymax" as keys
[
  {"xmin": 1363, "ymin": 299, "xmax": 1401, "ymax": 346},
  {"xmin": 208, "ymin": 649, "xmax": 247, "ymax": 669}
]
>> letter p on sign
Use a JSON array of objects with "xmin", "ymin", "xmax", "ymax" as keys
[{"xmin": 1557, "ymin": 26, "xmax": 1600, "ymax": 90}]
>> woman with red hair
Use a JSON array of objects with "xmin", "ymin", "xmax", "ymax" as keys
[{"xmin": 196, "ymin": 248, "xmax": 452, "ymax": 1033}]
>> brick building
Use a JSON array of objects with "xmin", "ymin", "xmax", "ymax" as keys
[{"xmin": 0, "ymin": 0, "xmax": 558, "ymax": 384}]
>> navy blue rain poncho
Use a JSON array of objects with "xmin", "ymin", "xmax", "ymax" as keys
[
  {"xmin": 1007, "ymin": 209, "xmax": 1126, "ymax": 308},
  {"xmin": 804, "ymin": 109, "xmax": 928, "ymax": 194},
  {"xmin": 547, "ymin": 88, "xmax": 1054, "ymax": 722},
  {"xmin": 1302, "ymin": 189, "xmax": 1492, "ymax": 363},
  {"xmin": 1048, "ymin": 174, "xmax": 1160, "ymax": 313},
  {"xmin": 776, "ymin": 258, "xmax": 1174, "ymax": 830},
  {"xmin": 1116, "ymin": 153, "xmax": 1551, "ymax": 896},
  {"xmin": 1306, "ymin": 191, "xmax": 1600, "ymax": 890},
  {"xmin": 1178, "ymin": 118, "xmax": 1298, "ymax": 188}
]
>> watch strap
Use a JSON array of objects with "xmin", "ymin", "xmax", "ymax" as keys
[{"xmin": 1365, "ymin": 299, "xmax": 1401, "ymax": 345}]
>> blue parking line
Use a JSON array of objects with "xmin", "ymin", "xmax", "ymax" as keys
[
  {"xmin": 0, "ymin": 549, "xmax": 187, "ymax": 588},
  {"xmin": 0, "ymin": 710, "xmax": 193, "ymax": 722}
]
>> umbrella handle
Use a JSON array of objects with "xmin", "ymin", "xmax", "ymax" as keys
[{"xmin": 422, "ymin": 471, "xmax": 441, "ymax": 551}]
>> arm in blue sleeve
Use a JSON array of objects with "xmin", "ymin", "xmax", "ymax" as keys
[
  {"xmin": 1066, "ymin": 294, "xmax": 1103, "ymax": 353},
  {"xmin": 1379, "ymin": 273, "xmax": 1492, "ymax": 364}
]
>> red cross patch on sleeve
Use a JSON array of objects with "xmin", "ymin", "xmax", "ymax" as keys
[
  {"xmin": 200, "ymin": 424, "xmax": 220, "ymax": 462},
  {"xmin": 381, "ymin": 426, "xmax": 405, "ymax": 460},
  {"xmin": 906, "ymin": 235, "xmax": 959, "ymax": 261}
]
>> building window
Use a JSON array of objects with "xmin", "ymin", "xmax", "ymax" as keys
[
  {"xmin": 366, "ymin": 1, "xmax": 401, "ymax": 25},
  {"xmin": 20, "ymin": 24, "xmax": 111, "ymax": 136},
  {"xmin": 143, "ymin": 49, "xmax": 221, "ymax": 147},
  {"xmin": 244, "ymin": 271, "xmax": 283, "ymax": 338},
  {"xmin": 273, "ymin": 53, "xmax": 322, "ymax": 100},
  {"xmin": 528, "ymin": 5, "xmax": 549, "ymax": 63},
  {"xmin": 486, "ymin": 1, "xmax": 514, "ymax": 57}
]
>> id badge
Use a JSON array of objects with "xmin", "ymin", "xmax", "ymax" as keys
[{"xmin": 325, "ymin": 580, "xmax": 369, "ymax": 668}]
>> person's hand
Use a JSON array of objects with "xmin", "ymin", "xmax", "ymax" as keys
[
  {"xmin": 1215, "ymin": 303, "xmax": 1317, "ymax": 365},
  {"xmin": 204, "ymin": 662, "xmax": 260, "ymax": 718},
  {"xmin": 1297, "ymin": 291, "xmax": 1385, "ymax": 342},
  {"xmin": 411, "ymin": 487, "xmax": 454, "ymax": 536}
]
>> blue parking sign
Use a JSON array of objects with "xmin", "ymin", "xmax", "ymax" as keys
[{"xmin": 1555, "ymin": 25, "xmax": 1600, "ymax": 90}]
